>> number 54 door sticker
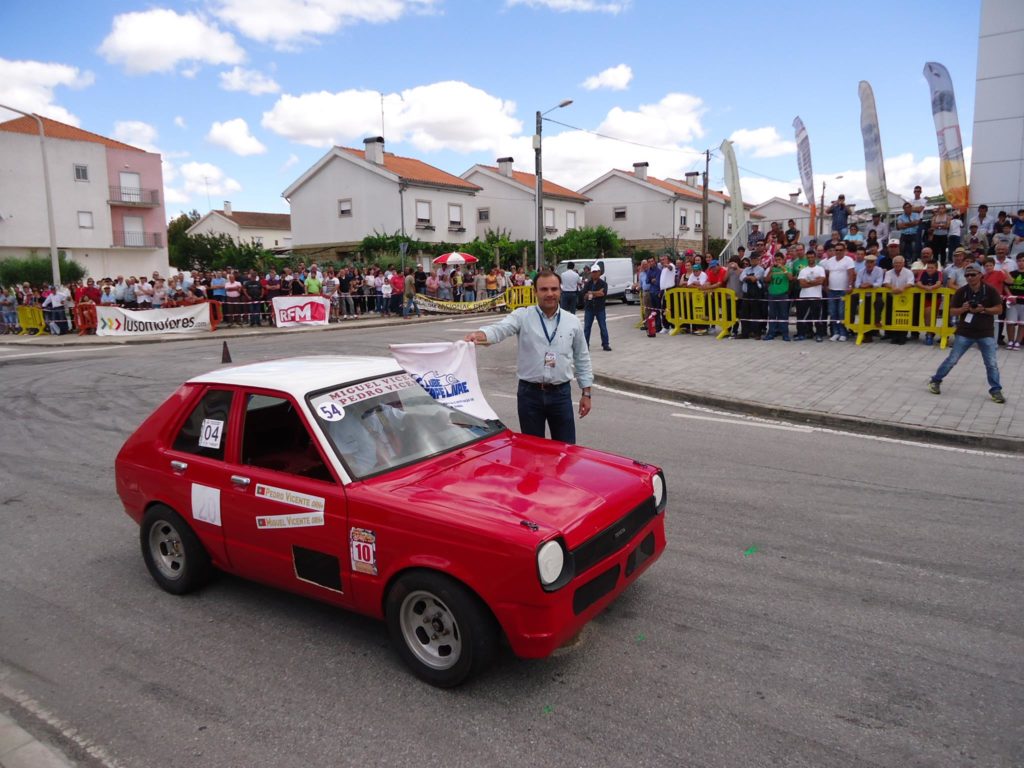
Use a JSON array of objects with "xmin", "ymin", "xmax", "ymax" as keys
[{"xmin": 350, "ymin": 528, "xmax": 377, "ymax": 575}]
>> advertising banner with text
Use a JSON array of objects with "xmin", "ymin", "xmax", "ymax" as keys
[
  {"xmin": 96, "ymin": 304, "xmax": 212, "ymax": 336},
  {"xmin": 272, "ymin": 296, "xmax": 331, "ymax": 327}
]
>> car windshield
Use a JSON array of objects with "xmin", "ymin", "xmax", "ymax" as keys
[{"xmin": 308, "ymin": 372, "xmax": 503, "ymax": 480}]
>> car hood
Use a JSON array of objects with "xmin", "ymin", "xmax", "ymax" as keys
[{"xmin": 379, "ymin": 432, "xmax": 657, "ymax": 549}]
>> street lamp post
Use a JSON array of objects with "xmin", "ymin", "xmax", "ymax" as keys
[
  {"xmin": 0, "ymin": 104, "xmax": 60, "ymax": 287},
  {"xmin": 534, "ymin": 99, "xmax": 573, "ymax": 271}
]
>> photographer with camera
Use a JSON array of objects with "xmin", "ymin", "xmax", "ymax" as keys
[{"xmin": 928, "ymin": 264, "xmax": 1006, "ymax": 403}]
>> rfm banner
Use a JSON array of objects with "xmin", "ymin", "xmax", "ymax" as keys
[
  {"xmin": 272, "ymin": 295, "xmax": 330, "ymax": 326},
  {"xmin": 389, "ymin": 341, "xmax": 498, "ymax": 421},
  {"xmin": 96, "ymin": 304, "xmax": 212, "ymax": 336}
]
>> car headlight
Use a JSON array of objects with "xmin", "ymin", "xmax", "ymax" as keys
[
  {"xmin": 652, "ymin": 471, "xmax": 666, "ymax": 513},
  {"xmin": 537, "ymin": 540, "xmax": 566, "ymax": 586}
]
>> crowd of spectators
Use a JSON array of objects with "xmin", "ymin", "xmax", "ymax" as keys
[{"xmin": 636, "ymin": 201, "xmax": 1024, "ymax": 348}]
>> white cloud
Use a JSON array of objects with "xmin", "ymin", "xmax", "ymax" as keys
[
  {"xmin": 174, "ymin": 116, "xmax": 187, "ymax": 129},
  {"xmin": 206, "ymin": 118, "xmax": 267, "ymax": 155},
  {"xmin": 729, "ymin": 126, "xmax": 797, "ymax": 158},
  {"xmin": 598, "ymin": 92, "xmax": 706, "ymax": 146},
  {"xmin": 99, "ymin": 9, "xmax": 245, "ymax": 75},
  {"xmin": 113, "ymin": 120, "xmax": 160, "ymax": 152},
  {"xmin": 214, "ymin": 0, "xmax": 439, "ymax": 49},
  {"xmin": 219, "ymin": 66, "xmax": 280, "ymax": 95},
  {"xmin": 507, "ymin": 0, "xmax": 630, "ymax": 12},
  {"xmin": 581, "ymin": 64, "xmax": 632, "ymax": 91},
  {"xmin": 281, "ymin": 153, "xmax": 300, "ymax": 172},
  {"xmin": 262, "ymin": 81, "xmax": 521, "ymax": 153},
  {"xmin": 0, "ymin": 58, "xmax": 94, "ymax": 125},
  {"xmin": 162, "ymin": 159, "xmax": 240, "ymax": 208}
]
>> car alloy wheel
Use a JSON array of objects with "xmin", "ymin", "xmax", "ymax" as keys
[
  {"xmin": 140, "ymin": 505, "xmax": 212, "ymax": 595},
  {"xmin": 148, "ymin": 518, "xmax": 186, "ymax": 581},
  {"xmin": 399, "ymin": 590, "xmax": 463, "ymax": 671}
]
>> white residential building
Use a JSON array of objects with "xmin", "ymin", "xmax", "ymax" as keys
[
  {"xmin": 283, "ymin": 137, "xmax": 481, "ymax": 257},
  {"xmin": 187, "ymin": 202, "xmax": 292, "ymax": 252},
  {"xmin": 0, "ymin": 115, "xmax": 169, "ymax": 279},
  {"xmin": 578, "ymin": 163, "xmax": 754, "ymax": 254},
  {"xmin": 460, "ymin": 157, "xmax": 589, "ymax": 241}
]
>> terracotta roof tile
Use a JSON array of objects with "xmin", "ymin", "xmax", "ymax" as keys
[
  {"xmin": 480, "ymin": 165, "xmax": 589, "ymax": 202},
  {"xmin": 0, "ymin": 115, "xmax": 147, "ymax": 152},
  {"xmin": 342, "ymin": 148, "xmax": 480, "ymax": 191},
  {"xmin": 217, "ymin": 210, "xmax": 291, "ymax": 229},
  {"xmin": 623, "ymin": 170, "xmax": 752, "ymax": 208}
]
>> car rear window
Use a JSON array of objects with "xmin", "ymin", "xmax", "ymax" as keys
[{"xmin": 172, "ymin": 388, "xmax": 233, "ymax": 461}]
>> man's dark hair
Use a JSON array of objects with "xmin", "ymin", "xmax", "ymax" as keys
[
  {"xmin": 566, "ymin": 262, "xmax": 575, "ymax": 269},
  {"xmin": 535, "ymin": 269, "xmax": 560, "ymax": 287}
]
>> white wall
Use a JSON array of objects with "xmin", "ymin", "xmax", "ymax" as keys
[
  {"xmin": 189, "ymin": 214, "xmax": 240, "ymax": 241},
  {"xmin": 585, "ymin": 175, "xmax": 677, "ymax": 242},
  {"xmin": 464, "ymin": 169, "xmax": 588, "ymax": 241},
  {"xmin": 970, "ymin": 0, "xmax": 1024, "ymax": 213}
]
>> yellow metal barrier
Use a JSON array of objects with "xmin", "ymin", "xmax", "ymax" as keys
[
  {"xmin": 504, "ymin": 285, "xmax": 535, "ymax": 310},
  {"xmin": 663, "ymin": 287, "xmax": 738, "ymax": 339},
  {"xmin": 844, "ymin": 286, "xmax": 956, "ymax": 348},
  {"xmin": 17, "ymin": 305, "xmax": 48, "ymax": 335}
]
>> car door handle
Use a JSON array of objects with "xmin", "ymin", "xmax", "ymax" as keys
[
  {"xmin": 231, "ymin": 475, "xmax": 251, "ymax": 488},
  {"xmin": 170, "ymin": 460, "xmax": 188, "ymax": 472}
]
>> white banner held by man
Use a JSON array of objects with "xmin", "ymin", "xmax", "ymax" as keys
[
  {"xmin": 272, "ymin": 295, "xmax": 330, "ymax": 327},
  {"xmin": 389, "ymin": 341, "xmax": 498, "ymax": 421},
  {"xmin": 96, "ymin": 304, "xmax": 212, "ymax": 336}
]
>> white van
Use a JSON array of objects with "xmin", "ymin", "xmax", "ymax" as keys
[{"xmin": 553, "ymin": 257, "xmax": 635, "ymax": 304}]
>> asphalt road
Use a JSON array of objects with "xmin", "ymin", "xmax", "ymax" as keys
[{"xmin": 0, "ymin": 314, "xmax": 1021, "ymax": 768}]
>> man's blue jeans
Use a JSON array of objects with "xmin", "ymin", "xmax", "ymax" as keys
[
  {"xmin": 827, "ymin": 289, "xmax": 848, "ymax": 336},
  {"xmin": 403, "ymin": 296, "xmax": 420, "ymax": 317},
  {"xmin": 584, "ymin": 305, "xmax": 609, "ymax": 349},
  {"xmin": 931, "ymin": 335, "xmax": 1002, "ymax": 393},
  {"xmin": 560, "ymin": 291, "xmax": 577, "ymax": 313},
  {"xmin": 517, "ymin": 380, "xmax": 575, "ymax": 444},
  {"xmin": 766, "ymin": 297, "xmax": 790, "ymax": 339}
]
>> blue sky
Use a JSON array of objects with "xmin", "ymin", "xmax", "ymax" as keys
[{"xmin": 1, "ymin": 0, "xmax": 981, "ymax": 220}]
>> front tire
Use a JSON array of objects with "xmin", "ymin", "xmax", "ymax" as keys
[
  {"xmin": 140, "ymin": 505, "xmax": 212, "ymax": 595},
  {"xmin": 385, "ymin": 571, "xmax": 497, "ymax": 688}
]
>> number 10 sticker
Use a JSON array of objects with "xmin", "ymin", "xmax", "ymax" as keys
[{"xmin": 350, "ymin": 527, "xmax": 377, "ymax": 575}]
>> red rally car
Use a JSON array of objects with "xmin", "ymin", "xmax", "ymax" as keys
[{"xmin": 115, "ymin": 356, "xmax": 666, "ymax": 687}]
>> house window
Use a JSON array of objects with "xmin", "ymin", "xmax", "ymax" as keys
[
  {"xmin": 544, "ymin": 208, "xmax": 556, "ymax": 231},
  {"xmin": 613, "ymin": 206, "xmax": 627, "ymax": 221},
  {"xmin": 694, "ymin": 211, "xmax": 703, "ymax": 230},
  {"xmin": 448, "ymin": 204, "xmax": 463, "ymax": 226},
  {"xmin": 74, "ymin": 164, "xmax": 89, "ymax": 182},
  {"xmin": 679, "ymin": 210, "xmax": 688, "ymax": 228},
  {"xmin": 477, "ymin": 208, "xmax": 490, "ymax": 222},
  {"xmin": 338, "ymin": 198, "xmax": 352, "ymax": 217},
  {"xmin": 415, "ymin": 200, "xmax": 432, "ymax": 227},
  {"xmin": 727, "ymin": 213, "xmax": 733, "ymax": 235},
  {"xmin": 566, "ymin": 210, "xmax": 577, "ymax": 230},
  {"xmin": 253, "ymin": 236, "xmax": 263, "ymax": 246},
  {"xmin": 77, "ymin": 211, "xmax": 93, "ymax": 229}
]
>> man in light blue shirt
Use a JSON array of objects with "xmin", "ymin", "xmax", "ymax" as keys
[
  {"xmin": 465, "ymin": 271, "xmax": 593, "ymax": 444},
  {"xmin": 897, "ymin": 201, "xmax": 922, "ymax": 263}
]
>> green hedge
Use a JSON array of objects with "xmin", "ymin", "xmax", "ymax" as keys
[{"xmin": 0, "ymin": 253, "xmax": 86, "ymax": 288}]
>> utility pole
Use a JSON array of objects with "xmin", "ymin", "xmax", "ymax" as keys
[{"xmin": 701, "ymin": 149, "xmax": 710, "ymax": 255}]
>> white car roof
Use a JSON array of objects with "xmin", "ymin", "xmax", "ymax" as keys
[{"xmin": 189, "ymin": 356, "xmax": 405, "ymax": 400}]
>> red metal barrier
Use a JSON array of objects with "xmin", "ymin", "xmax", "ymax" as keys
[
  {"xmin": 208, "ymin": 300, "xmax": 223, "ymax": 331},
  {"xmin": 74, "ymin": 303, "xmax": 97, "ymax": 335}
]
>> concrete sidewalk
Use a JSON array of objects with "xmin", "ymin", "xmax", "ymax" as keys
[
  {"xmin": 592, "ymin": 326, "xmax": 1024, "ymax": 452},
  {"xmin": 4, "ymin": 311, "xmax": 1021, "ymax": 452},
  {"xmin": 0, "ymin": 713, "xmax": 74, "ymax": 768}
]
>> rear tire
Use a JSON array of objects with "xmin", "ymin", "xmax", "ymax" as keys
[
  {"xmin": 140, "ymin": 505, "xmax": 212, "ymax": 595},
  {"xmin": 385, "ymin": 571, "xmax": 497, "ymax": 688}
]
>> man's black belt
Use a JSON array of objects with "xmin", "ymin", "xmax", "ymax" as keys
[{"xmin": 519, "ymin": 379, "xmax": 569, "ymax": 391}]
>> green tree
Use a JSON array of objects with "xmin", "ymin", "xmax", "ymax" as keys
[
  {"xmin": 167, "ymin": 209, "xmax": 201, "ymax": 269},
  {"xmin": 0, "ymin": 252, "xmax": 86, "ymax": 288},
  {"xmin": 545, "ymin": 226, "xmax": 623, "ymax": 265},
  {"xmin": 707, "ymin": 237, "xmax": 728, "ymax": 259}
]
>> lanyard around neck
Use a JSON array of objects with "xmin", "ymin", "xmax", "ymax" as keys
[{"xmin": 536, "ymin": 307, "xmax": 560, "ymax": 344}]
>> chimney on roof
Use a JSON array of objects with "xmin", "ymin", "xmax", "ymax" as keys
[
  {"xmin": 633, "ymin": 162, "xmax": 649, "ymax": 182},
  {"xmin": 363, "ymin": 136, "xmax": 385, "ymax": 165},
  {"xmin": 684, "ymin": 172, "xmax": 699, "ymax": 187},
  {"xmin": 496, "ymin": 157, "xmax": 514, "ymax": 177},
  {"xmin": 223, "ymin": 201, "xmax": 232, "ymax": 216},
  {"xmin": 789, "ymin": 192, "xmax": 800, "ymax": 203}
]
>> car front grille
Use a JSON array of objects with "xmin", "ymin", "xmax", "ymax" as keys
[{"xmin": 570, "ymin": 497, "xmax": 656, "ymax": 575}]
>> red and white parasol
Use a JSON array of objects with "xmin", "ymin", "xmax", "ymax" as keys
[{"xmin": 432, "ymin": 252, "xmax": 478, "ymax": 266}]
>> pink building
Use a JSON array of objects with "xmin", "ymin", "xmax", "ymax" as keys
[{"xmin": 0, "ymin": 115, "xmax": 169, "ymax": 280}]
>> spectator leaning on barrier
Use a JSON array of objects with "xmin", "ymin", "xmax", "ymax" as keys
[
  {"xmin": 797, "ymin": 248, "xmax": 827, "ymax": 342},
  {"xmin": 764, "ymin": 252, "xmax": 791, "ymax": 341},
  {"xmin": 883, "ymin": 256, "xmax": 915, "ymax": 345},
  {"xmin": 918, "ymin": 259, "xmax": 944, "ymax": 345},
  {"xmin": 738, "ymin": 256, "xmax": 765, "ymax": 339},
  {"xmin": 928, "ymin": 264, "xmax": 1005, "ymax": 404},
  {"xmin": 855, "ymin": 252, "xmax": 885, "ymax": 342},
  {"xmin": 1007, "ymin": 254, "xmax": 1024, "ymax": 350}
]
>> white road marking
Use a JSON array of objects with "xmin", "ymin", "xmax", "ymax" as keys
[
  {"xmin": 0, "ymin": 669, "xmax": 122, "ymax": 767},
  {"xmin": 672, "ymin": 413, "xmax": 814, "ymax": 433},
  {"xmin": 0, "ymin": 346, "xmax": 129, "ymax": 361},
  {"xmin": 597, "ymin": 384, "xmax": 1020, "ymax": 460}
]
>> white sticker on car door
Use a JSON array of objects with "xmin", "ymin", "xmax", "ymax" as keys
[{"xmin": 191, "ymin": 483, "xmax": 222, "ymax": 526}]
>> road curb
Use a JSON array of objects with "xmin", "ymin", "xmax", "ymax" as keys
[
  {"xmin": 593, "ymin": 373, "xmax": 1024, "ymax": 454},
  {"xmin": 0, "ymin": 712, "xmax": 75, "ymax": 768}
]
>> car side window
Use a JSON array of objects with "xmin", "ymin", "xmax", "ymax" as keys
[
  {"xmin": 241, "ymin": 394, "xmax": 333, "ymax": 483},
  {"xmin": 172, "ymin": 389, "xmax": 233, "ymax": 461}
]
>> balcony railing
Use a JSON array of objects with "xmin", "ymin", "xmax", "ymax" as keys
[
  {"xmin": 108, "ymin": 186, "xmax": 161, "ymax": 206},
  {"xmin": 113, "ymin": 230, "xmax": 163, "ymax": 248}
]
